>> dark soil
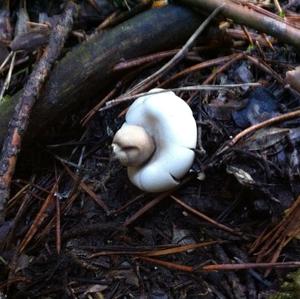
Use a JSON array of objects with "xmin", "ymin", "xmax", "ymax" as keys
[{"xmin": 1, "ymin": 1, "xmax": 300, "ymax": 298}]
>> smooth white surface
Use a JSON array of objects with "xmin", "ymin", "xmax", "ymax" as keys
[{"xmin": 125, "ymin": 88, "xmax": 197, "ymax": 192}]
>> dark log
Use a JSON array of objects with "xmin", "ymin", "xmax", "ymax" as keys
[{"xmin": 0, "ymin": 5, "xmax": 203, "ymax": 147}]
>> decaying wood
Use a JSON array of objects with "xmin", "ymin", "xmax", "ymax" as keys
[
  {"xmin": 0, "ymin": 2, "xmax": 78, "ymax": 222},
  {"xmin": 178, "ymin": 0, "xmax": 300, "ymax": 49},
  {"xmin": 0, "ymin": 5, "xmax": 203, "ymax": 148}
]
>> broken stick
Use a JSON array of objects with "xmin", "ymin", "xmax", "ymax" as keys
[{"xmin": 0, "ymin": 1, "xmax": 78, "ymax": 222}]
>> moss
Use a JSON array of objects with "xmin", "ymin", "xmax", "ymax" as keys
[{"xmin": 269, "ymin": 270, "xmax": 300, "ymax": 299}]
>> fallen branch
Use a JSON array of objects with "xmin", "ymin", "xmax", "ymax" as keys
[
  {"xmin": 0, "ymin": 1, "xmax": 78, "ymax": 222},
  {"xmin": 178, "ymin": 0, "xmax": 300, "ymax": 49}
]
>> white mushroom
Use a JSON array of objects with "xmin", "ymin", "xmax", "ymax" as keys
[{"xmin": 112, "ymin": 88, "xmax": 197, "ymax": 192}]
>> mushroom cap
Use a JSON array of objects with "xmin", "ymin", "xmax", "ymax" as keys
[
  {"xmin": 112, "ymin": 124, "xmax": 155, "ymax": 167},
  {"xmin": 125, "ymin": 88, "xmax": 197, "ymax": 192}
]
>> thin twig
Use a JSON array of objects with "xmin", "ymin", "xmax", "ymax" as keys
[
  {"xmin": 124, "ymin": 192, "xmax": 171, "ymax": 227},
  {"xmin": 89, "ymin": 241, "xmax": 219, "ymax": 258},
  {"xmin": 158, "ymin": 54, "xmax": 236, "ymax": 87},
  {"xmin": 246, "ymin": 55, "xmax": 284, "ymax": 83},
  {"xmin": 101, "ymin": 83, "xmax": 260, "ymax": 111},
  {"xmin": 203, "ymin": 53, "xmax": 244, "ymax": 84},
  {"xmin": 55, "ymin": 196, "xmax": 61, "ymax": 255},
  {"xmin": 139, "ymin": 256, "xmax": 194, "ymax": 272},
  {"xmin": 0, "ymin": 52, "xmax": 16, "ymax": 102},
  {"xmin": 123, "ymin": 176, "xmax": 193, "ymax": 226},
  {"xmin": 63, "ymin": 163, "xmax": 109, "ymax": 213},
  {"xmin": 200, "ymin": 261, "xmax": 300, "ymax": 272},
  {"xmin": 241, "ymin": 25, "xmax": 254, "ymax": 46},
  {"xmin": 81, "ymin": 82, "xmax": 121, "ymax": 126},
  {"xmin": 262, "ymin": 33, "xmax": 275, "ymax": 50},
  {"xmin": 230, "ymin": 109, "xmax": 300, "ymax": 146},
  {"xmin": 125, "ymin": 5, "xmax": 224, "ymax": 95},
  {"xmin": 27, "ymin": 21, "xmax": 50, "ymax": 29},
  {"xmin": 139, "ymin": 257, "xmax": 300, "ymax": 272},
  {"xmin": 273, "ymin": 0, "xmax": 284, "ymax": 17},
  {"xmin": 96, "ymin": 11, "xmax": 120, "ymax": 30},
  {"xmin": 18, "ymin": 182, "xmax": 58, "ymax": 253},
  {"xmin": 171, "ymin": 196, "xmax": 239, "ymax": 235},
  {"xmin": 113, "ymin": 49, "xmax": 180, "ymax": 71},
  {"xmin": 0, "ymin": 51, "xmax": 13, "ymax": 73},
  {"xmin": 225, "ymin": 29, "xmax": 276, "ymax": 47}
]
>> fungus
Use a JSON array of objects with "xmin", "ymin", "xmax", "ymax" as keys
[{"xmin": 112, "ymin": 88, "xmax": 197, "ymax": 192}]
